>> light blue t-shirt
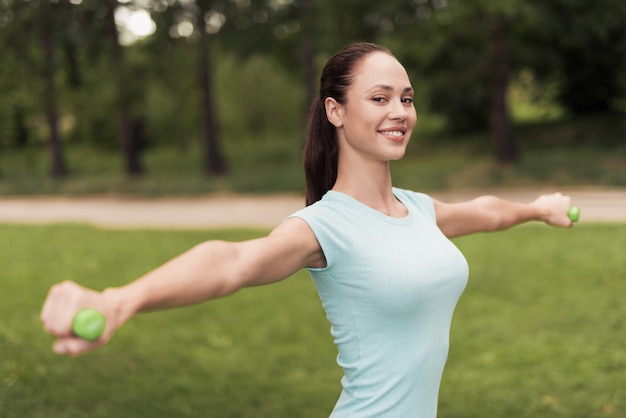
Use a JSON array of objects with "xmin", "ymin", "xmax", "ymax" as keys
[{"xmin": 289, "ymin": 188, "xmax": 469, "ymax": 418}]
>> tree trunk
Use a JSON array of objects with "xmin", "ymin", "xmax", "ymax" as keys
[
  {"xmin": 106, "ymin": 0, "xmax": 142, "ymax": 176},
  {"xmin": 41, "ymin": 0, "xmax": 67, "ymax": 178},
  {"xmin": 198, "ymin": 29, "xmax": 226, "ymax": 175},
  {"xmin": 300, "ymin": 0, "xmax": 316, "ymax": 118},
  {"xmin": 13, "ymin": 105, "xmax": 29, "ymax": 148},
  {"xmin": 491, "ymin": 15, "xmax": 518, "ymax": 164}
]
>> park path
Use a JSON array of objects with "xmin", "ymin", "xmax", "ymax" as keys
[{"xmin": 0, "ymin": 187, "xmax": 624, "ymax": 229}]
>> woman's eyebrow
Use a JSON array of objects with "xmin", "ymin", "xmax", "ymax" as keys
[{"xmin": 369, "ymin": 85, "xmax": 414, "ymax": 93}]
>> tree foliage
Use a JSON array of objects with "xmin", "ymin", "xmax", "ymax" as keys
[
  {"xmin": 521, "ymin": 0, "xmax": 626, "ymax": 114},
  {"xmin": 0, "ymin": 0, "xmax": 624, "ymax": 177}
]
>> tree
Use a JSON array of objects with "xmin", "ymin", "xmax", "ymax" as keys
[
  {"xmin": 40, "ymin": 0, "xmax": 68, "ymax": 177},
  {"xmin": 389, "ymin": 1, "xmax": 519, "ymax": 163},
  {"xmin": 196, "ymin": 1, "xmax": 226, "ymax": 175},
  {"xmin": 0, "ymin": 0, "xmax": 69, "ymax": 177},
  {"xmin": 105, "ymin": 0, "xmax": 143, "ymax": 176},
  {"xmin": 490, "ymin": 14, "xmax": 517, "ymax": 163},
  {"xmin": 522, "ymin": 0, "xmax": 626, "ymax": 115},
  {"xmin": 298, "ymin": 0, "xmax": 316, "ymax": 116}
]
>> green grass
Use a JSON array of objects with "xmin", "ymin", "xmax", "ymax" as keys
[
  {"xmin": 1, "ymin": 113, "xmax": 624, "ymax": 197},
  {"xmin": 444, "ymin": 224, "xmax": 626, "ymax": 417},
  {"xmin": 0, "ymin": 225, "xmax": 338, "ymax": 418},
  {"xmin": 1, "ymin": 222, "xmax": 625, "ymax": 417}
]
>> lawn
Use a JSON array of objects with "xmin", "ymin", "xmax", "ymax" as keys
[{"xmin": 1, "ymin": 222, "xmax": 625, "ymax": 417}]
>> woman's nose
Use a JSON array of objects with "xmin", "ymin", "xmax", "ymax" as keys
[{"xmin": 389, "ymin": 100, "xmax": 408, "ymax": 120}]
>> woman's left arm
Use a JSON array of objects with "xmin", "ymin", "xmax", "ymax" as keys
[{"xmin": 434, "ymin": 193, "xmax": 574, "ymax": 238}]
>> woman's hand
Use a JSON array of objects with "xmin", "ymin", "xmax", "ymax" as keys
[
  {"xmin": 40, "ymin": 281, "xmax": 127, "ymax": 356},
  {"xmin": 531, "ymin": 193, "xmax": 574, "ymax": 228}
]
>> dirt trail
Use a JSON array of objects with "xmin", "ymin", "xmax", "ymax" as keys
[{"xmin": 0, "ymin": 187, "xmax": 624, "ymax": 229}]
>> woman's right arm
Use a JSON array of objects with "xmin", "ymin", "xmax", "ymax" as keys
[{"xmin": 40, "ymin": 217, "xmax": 322, "ymax": 356}]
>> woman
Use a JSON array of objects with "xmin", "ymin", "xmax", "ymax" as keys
[{"xmin": 41, "ymin": 42, "xmax": 573, "ymax": 417}]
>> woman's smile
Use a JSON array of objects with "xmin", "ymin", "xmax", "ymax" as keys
[{"xmin": 378, "ymin": 127, "xmax": 408, "ymax": 142}]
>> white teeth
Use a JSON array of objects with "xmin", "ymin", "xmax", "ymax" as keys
[{"xmin": 380, "ymin": 131, "xmax": 404, "ymax": 137}]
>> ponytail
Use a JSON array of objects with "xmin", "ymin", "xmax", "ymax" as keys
[{"xmin": 304, "ymin": 98, "xmax": 338, "ymax": 206}]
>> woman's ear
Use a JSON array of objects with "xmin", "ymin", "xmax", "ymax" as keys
[{"xmin": 324, "ymin": 97, "xmax": 344, "ymax": 128}]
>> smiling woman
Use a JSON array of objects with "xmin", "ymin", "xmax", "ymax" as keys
[
  {"xmin": 40, "ymin": 42, "xmax": 577, "ymax": 418},
  {"xmin": 114, "ymin": 6, "xmax": 156, "ymax": 45}
]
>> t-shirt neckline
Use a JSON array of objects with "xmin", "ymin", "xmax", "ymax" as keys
[{"xmin": 325, "ymin": 188, "xmax": 413, "ymax": 225}]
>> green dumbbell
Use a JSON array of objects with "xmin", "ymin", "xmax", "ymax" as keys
[
  {"xmin": 72, "ymin": 308, "xmax": 105, "ymax": 341},
  {"xmin": 568, "ymin": 206, "xmax": 580, "ymax": 223}
]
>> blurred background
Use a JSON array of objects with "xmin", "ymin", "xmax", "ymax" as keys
[{"xmin": 0, "ymin": 0, "xmax": 624, "ymax": 196}]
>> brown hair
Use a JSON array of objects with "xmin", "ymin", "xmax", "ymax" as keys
[{"xmin": 304, "ymin": 42, "xmax": 393, "ymax": 206}]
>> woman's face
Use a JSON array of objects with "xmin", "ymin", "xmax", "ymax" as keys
[{"xmin": 328, "ymin": 51, "xmax": 417, "ymax": 163}]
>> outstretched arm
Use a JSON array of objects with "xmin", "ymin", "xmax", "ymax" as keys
[
  {"xmin": 434, "ymin": 192, "xmax": 573, "ymax": 238},
  {"xmin": 40, "ymin": 218, "xmax": 323, "ymax": 356}
]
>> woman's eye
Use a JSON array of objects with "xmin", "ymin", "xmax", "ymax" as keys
[
  {"xmin": 372, "ymin": 97, "xmax": 387, "ymax": 103},
  {"xmin": 402, "ymin": 97, "xmax": 414, "ymax": 104}
]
